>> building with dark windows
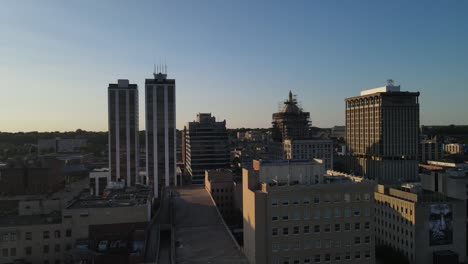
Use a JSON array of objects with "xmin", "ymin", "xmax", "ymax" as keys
[
  {"xmin": 374, "ymin": 184, "xmax": 465, "ymax": 264},
  {"xmin": 108, "ymin": 79, "xmax": 139, "ymax": 187},
  {"xmin": 344, "ymin": 80, "xmax": 420, "ymax": 183},
  {"xmin": 184, "ymin": 113, "xmax": 230, "ymax": 184},
  {"xmin": 145, "ymin": 69, "xmax": 176, "ymax": 198}
]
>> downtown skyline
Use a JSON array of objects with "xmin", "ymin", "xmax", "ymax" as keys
[{"xmin": 1, "ymin": 0, "xmax": 468, "ymax": 132}]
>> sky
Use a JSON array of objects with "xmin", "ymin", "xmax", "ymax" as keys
[{"xmin": 1, "ymin": 0, "xmax": 467, "ymax": 132}]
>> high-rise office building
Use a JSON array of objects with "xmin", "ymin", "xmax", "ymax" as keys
[
  {"xmin": 184, "ymin": 113, "xmax": 230, "ymax": 184},
  {"xmin": 145, "ymin": 70, "xmax": 176, "ymax": 198},
  {"xmin": 345, "ymin": 80, "xmax": 420, "ymax": 183},
  {"xmin": 243, "ymin": 159, "xmax": 376, "ymax": 264},
  {"xmin": 108, "ymin": 79, "xmax": 139, "ymax": 186}
]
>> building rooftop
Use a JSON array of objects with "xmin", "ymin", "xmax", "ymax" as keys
[
  {"xmin": 66, "ymin": 187, "xmax": 151, "ymax": 209},
  {"xmin": 171, "ymin": 186, "xmax": 247, "ymax": 263},
  {"xmin": 376, "ymin": 184, "xmax": 456, "ymax": 203}
]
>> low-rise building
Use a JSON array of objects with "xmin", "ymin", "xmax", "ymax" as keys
[
  {"xmin": 243, "ymin": 159, "xmax": 375, "ymax": 264},
  {"xmin": 419, "ymin": 139, "xmax": 443, "ymax": 163},
  {"xmin": 374, "ymin": 184, "xmax": 466, "ymax": 264},
  {"xmin": 89, "ymin": 168, "xmax": 109, "ymax": 196},
  {"xmin": 205, "ymin": 169, "xmax": 236, "ymax": 220}
]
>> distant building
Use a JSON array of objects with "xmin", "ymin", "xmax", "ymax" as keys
[
  {"xmin": 0, "ymin": 180, "xmax": 151, "ymax": 264},
  {"xmin": 184, "ymin": 113, "xmax": 230, "ymax": 184},
  {"xmin": 283, "ymin": 139, "xmax": 334, "ymax": 169},
  {"xmin": 272, "ymin": 91, "xmax": 311, "ymax": 142},
  {"xmin": 330, "ymin": 126, "xmax": 346, "ymax": 139},
  {"xmin": 205, "ymin": 169, "xmax": 238, "ymax": 220},
  {"xmin": 419, "ymin": 139, "xmax": 443, "ymax": 162},
  {"xmin": 108, "ymin": 79, "xmax": 139, "ymax": 187},
  {"xmin": 38, "ymin": 138, "xmax": 87, "ymax": 153},
  {"xmin": 374, "ymin": 184, "xmax": 466, "ymax": 264},
  {"xmin": 345, "ymin": 80, "xmax": 420, "ymax": 183},
  {"xmin": 89, "ymin": 168, "xmax": 109, "ymax": 196},
  {"xmin": 145, "ymin": 70, "xmax": 176, "ymax": 198},
  {"xmin": 243, "ymin": 159, "xmax": 375, "ymax": 264},
  {"xmin": 444, "ymin": 143, "xmax": 464, "ymax": 155},
  {"xmin": 0, "ymin": 157, "xmax": 64, "ymax": 196}
]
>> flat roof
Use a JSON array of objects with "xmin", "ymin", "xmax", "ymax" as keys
[{"xmin": 172, "ymin": 187, "xmax": 247, "ymax": 263}]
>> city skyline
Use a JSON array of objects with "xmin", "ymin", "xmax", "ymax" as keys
[{"xmin": 1, "ymin": 0, "xmax": 468, "ymax": 132}]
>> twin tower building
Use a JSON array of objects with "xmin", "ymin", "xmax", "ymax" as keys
[{"xmin": 107, "ymin": 70, "xmax": 175, "ymax": 198}]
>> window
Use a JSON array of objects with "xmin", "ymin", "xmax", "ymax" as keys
[
  {"xmin": 10, "ymin": 233, "xmax": 16, "ymax": 241},
  {"xmin": 44, "ymin": 245, "xmax": 50, "ymax": 254},
  {"xmin": 272, "ymin": 228, "xmax": 278, "ymax": 236},
  {"xmin": 272, "ymin": 216, "xmax": 279, "ymax": 221},
  {"xmin": 314, "ymin": 209, "xmax": 321, "ymax": 219},
  {"xmin": 335, "ymin": 254, "xmax": 341, "ymax": 261},
  {"xmin": 272, "ymin": 199, "xmax": 278, "ymax": 206},
  {"xmin": 54, "ymin": 244, "xmax": 60, "ymax": 253},
  {"xmin": 344, "ymin": 193, "xmax": 351, "ymax": 202},
  {"xmin": 304, "ymin": 225, "xmax": 311, "ymax": 234},
  {"xmin": 43, "ymin": 231, "xmax": 50, "ymax": 239},
  {"xmin": 314, "ymin": 195, "xmax": 320, "ymax": 204},
  {"xmin": 2, "ymin": 234, "xmax": 8, "ymax": 241},
  {"xmin": 334, "ymin": 223, "xmax": 341, "ymax": 232},
  {"xmin": 65, "ymin": 229, "xmax": 72, "ymax": 237},
  {"xmin": 292, "ymin": 211, "xmax": 300, "ymax": 220},
  {"xmin": 315, "ymin": 240, "xmax": 321, "ymax": 249},
  {"xmin": 66, "ymin": 244, "xmax": 71, "ymax": 251},
  {"xmin": 364, "ymin": 222, "xmax": 370, "ymax": 230},
  {"xmin": 325, "ymin": 254, "xmax": 331, "ymax": 262},
  {"xmin": 324, "ymin": 224, "xmax": 331, "ymax": 232},
  {"xmin": 353, "ymin": 208, "xmax": 361, "ymax": 216},
  {"xmin": 314, "ymin": 254, "xmax": 321, "ymax": 263},
  {"xmin": 314, "ymin": 225, "xmax": 320, "ymax": 233},
  {"xmin": 293, "ymin": 226, "xmax": 300, "ymax": 235},
  {"xmin": 54, "ymin": 230, "xmax": 61, "ymax": 238},
  {"xmin": 354, "ymin": 223, "xmax": 360, "ymax": 230},
  {"xmin": 344, "ymin": 208, "xmax": 351, "ymax": 217},
  {"xmin": 354, "ymin": 251, "xmax": 361, "ymax": 260},
  {"xmin": 354, "ymin": 237, "xmax": 361, "ymax": 245},
  {"xmin": 304, "ymin": 209, "xmax": 311, "ymax": 220},
  {"xmin": 364, "ymin": 236, "xmax": 370, "ymax": 244},
  {"xmin": 324, "ymin": 209, "xmax": 331, "ymax": 218},
  {"xmin": 293, "ymin": 199, "xmax": 299, "ymax": 205},
  {"xmin": 282, "ymin": 215, "xmax": 289, "ymax": 220},
  {"xmin": 2, "ymin": 248, "xmax": 8, "ymax": 257},
  {"xmin": 25, "ymin": 246, "xmax": 32, "ymax": 256},
  {"xmin": 334, "ymin": 208, "xmax": 341, "ymax": 218},
  {"xmin": 272, "ymin": 243, "xmax": 280, "ymax": 252},
  {"xmin": 10, "ymin": 248, "xmax": 16, "ymax": 257},
  {"xmin": 304, "ymin": 197, "xmax": 311, "ymax": 205},
  {"xmin": 355, "ymin": 194, "xmax": 361, "ymax": 201},
  {"xmin": 345, "ymin": 252, "xmax": 351, "ymax": 260},
  {"xmin": 344, "ymin": 223, "xmax": 351, "ymax": 231},
  {"xmin": 365, "ymin": 250, "xmax": 371, "ymax": 258},
  {"xmin": 282, "ymin": 200, "xmax": 289, "ymax": 206},
  {"xmin": 364, "ymin": 193, "xmax": 370, "ymax": 201},
  {"xmin": 304, "ymin": 258, "xmax": 311, "ymax": 264},
  {"xmin": 283, "ymin": 227, "xmax": 289, "ymax": 236}
]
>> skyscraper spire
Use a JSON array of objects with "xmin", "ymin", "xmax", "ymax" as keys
[{"xmin": 289, "ymin": 90, "xmax": 293, "ymax": 102}]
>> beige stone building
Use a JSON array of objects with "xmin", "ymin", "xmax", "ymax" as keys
[
  {"xmin": 205, "ymin": 169, "xmax": 236, "ymax": 220},
  {"xmin": 243, "ymin": 159, "xmax": 375, "ymax": 264},
  {"xmin": 374, "ymin": 184, "xmax": 466, "ymax": 264},
  {"xmin": 283, "ymin": 139, "xmax": 334, "ymax": 170},
  {"xmin": 345, "ymin": 81, "xmax": 420, "ymax": 184}
]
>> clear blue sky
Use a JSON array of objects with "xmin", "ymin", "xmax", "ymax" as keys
[{"xmin": 1, "ymin": 0, "xmax": 467, "ymax": 132}]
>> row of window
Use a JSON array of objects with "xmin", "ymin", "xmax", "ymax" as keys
[
  {"xmin": 271, "ymin": 193, "xmax": 371, "ymax": 206},
  {"xmin": 272, "ymin": 207, "xmax": 371, "ymax": 221},
  {"xmin": 272, "ymin": 224, "xmax": 371, "ymax": 237},
  {"xmin": 11, "ymin": 243, "xmax": 72, "ymax": 257},
  {"xmin": 272, "ymin": 251, "xmax": 372, "ymax": 264},
  {"xmin": 24, "ymin": 230, "xmax": 72, "ymax": 241}
]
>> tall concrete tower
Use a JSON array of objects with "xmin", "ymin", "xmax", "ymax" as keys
[
  {"xmin": 108, "ymin": 79, "xmax": 139, "ymax": 186},
  {"xmin": 145, "ymin": 68, "xmax": 176, "ymax": 198}
]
